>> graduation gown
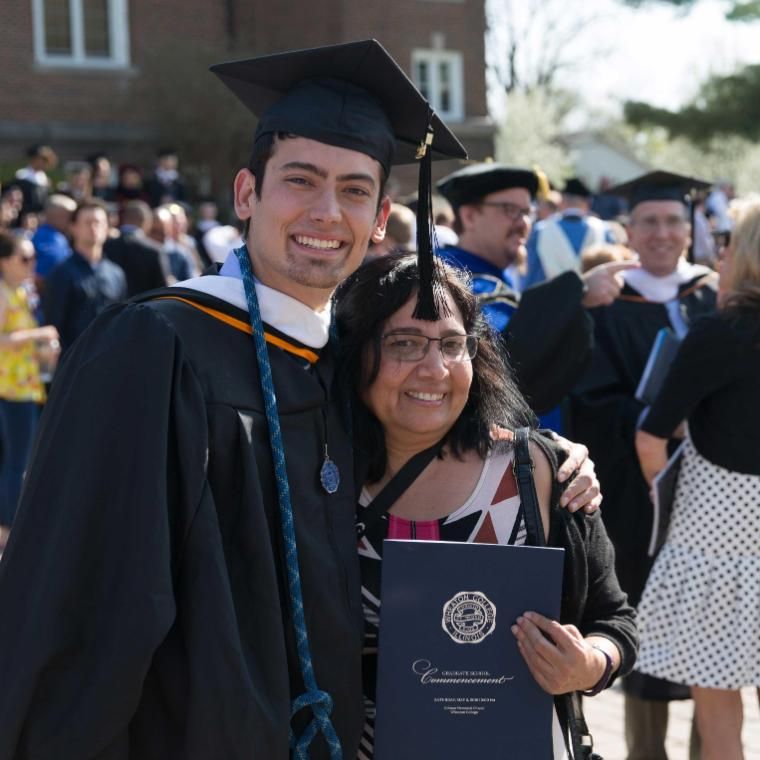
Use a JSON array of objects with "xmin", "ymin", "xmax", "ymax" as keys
[
  {"xmin": 0, "ymin": 287, "xmax": 364, "ymax": 759},
  {"xmin": 506, "ymin": 272, "xmax": 593, "ymax": 415},
  {"xmin": 569, "ymin": 272, "xmax": 717, "ymax": 699},
  {"xmin": 438, "ymin": 246, "xmax": 593, "ymax": 414}
]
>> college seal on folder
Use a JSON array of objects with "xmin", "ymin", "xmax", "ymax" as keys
[{"xmin": 442, "ymin": 591, "xmax": 496, "ymax": 644}]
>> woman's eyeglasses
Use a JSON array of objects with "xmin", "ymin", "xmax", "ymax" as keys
[{"xmin": 381, "ymin": 333, "xmax": 479, "ymax": 362}]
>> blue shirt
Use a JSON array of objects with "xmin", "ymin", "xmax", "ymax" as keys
[
  {"xmin": 438, "ymin": 246, "xmax": 518, "ymax": 333},
  {"xmin": 44, "ymin": 251, "xmax": 127, "ymax": 351},
  {"xmin": 32, "ymin": 224, "xmax": 72, "ymax": 277}
]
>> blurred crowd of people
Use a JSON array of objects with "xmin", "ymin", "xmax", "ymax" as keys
[
  {"xmin": 0, "ymin": 143, "xmax": 250, "ymax": 543},
  {"xmin": 0, "ymin": 144, "xmax": 254, "ymax": 344},
  {"xmin": 1, "ymin": 132, "xmax": 758, "ymax": 760}
]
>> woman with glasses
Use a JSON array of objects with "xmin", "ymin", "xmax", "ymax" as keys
[
  {"xmin": 635, "ymin": 200, "xmax": 760, "ymax": 760},
  {"xmin": 0, "ymin": 230, "xmax": 59, "ymax": 551},
  {"xmin": 335, "ymin": 252, "xmax": 637, "ymax": 759}
]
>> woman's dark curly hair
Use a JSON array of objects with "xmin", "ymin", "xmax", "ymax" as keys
[{"xmin": 334, "ymin": 252, "xmax": 536, "ymax": 482}]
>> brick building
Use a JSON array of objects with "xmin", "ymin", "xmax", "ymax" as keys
[{"xmin": 0, "ymin": 0, "xmax": 494, "ymax": 196}]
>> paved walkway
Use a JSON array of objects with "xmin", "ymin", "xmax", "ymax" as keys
[{"xmin": 584, "ymin": 684, "xmax": 760, "ymax": 759}]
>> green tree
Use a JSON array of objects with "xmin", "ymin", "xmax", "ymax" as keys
[
  {"xmin": 628, "ymin": 127, "xmax": 760, "ymax": 193},
  {"xmin": 619, "ymin": 0, "xmax": 760, "ymax": 21},
  {"xmin": 624, "ymin": 64, "xmax": 760, "ymax": 142}
]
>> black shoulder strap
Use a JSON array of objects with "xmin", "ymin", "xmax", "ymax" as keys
[
  {"xmin": 514, "ymin": 428, "xmax": 597, "ymax": 759},
  {"xmin": 355, "ymin": 437, "xmax": 445, "ymax": 539},
  {"xmin": 555, "ymin": 693, "xmax": 598, "ymax": 760},
  {"xmin": 513, "ymin": 428, "xmax": 545, "ymax": 548}
]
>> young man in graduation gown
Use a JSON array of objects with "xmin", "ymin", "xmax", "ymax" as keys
[
  {"xmin": 436, "ymin": 163, "xmax": 633, "ymax": 422},
  {"xmin": 0, "ymin": 41, "xmax": 602, "ymax": 760},
  {"xmin": 569, "ymin": 171, "xmax": 718, "ymax": 760},
  {"xmin": 0, "ymin": 41, "xmax": 469, "ymax": 760}
]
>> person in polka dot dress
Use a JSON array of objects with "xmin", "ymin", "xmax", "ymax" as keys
[{"xmin": 636, "ymin": 199, "xmax": 760, "ymax": 760}]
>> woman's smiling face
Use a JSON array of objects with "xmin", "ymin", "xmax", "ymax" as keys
[{"xmin": 361, "ymin": 291, "xmax": 473, "ymax": 451}]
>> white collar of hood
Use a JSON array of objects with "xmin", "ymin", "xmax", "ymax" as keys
[
  {"xmin": 623, "ymin": 257, "xmax": 712, "ymax": 303},
  {"xmin": 170, "ymin": 252, "xmax": 331, "ymax": 349}
]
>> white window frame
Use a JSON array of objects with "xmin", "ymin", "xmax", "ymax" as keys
[
  {"xmin": 32, "ymin": 0, "xmax": 130, "ymax": 69},
  {"xmin": 411, "ymin": 49, "xmax": 464, "ymax": 122}
]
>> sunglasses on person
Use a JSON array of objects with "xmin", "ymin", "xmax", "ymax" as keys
[{"xmin": 381, "ymin": 332, "xmax": 479, "ymax": 362}]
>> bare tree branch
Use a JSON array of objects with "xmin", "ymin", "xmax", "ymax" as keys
[{"xmin": 487, "ymin": 0, "xmax": 610, "ymax": 95}]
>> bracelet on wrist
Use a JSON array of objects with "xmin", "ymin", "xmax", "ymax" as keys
[{"xmin": 580, "ymin": 645, "xmax": 613, "ymax": 697}]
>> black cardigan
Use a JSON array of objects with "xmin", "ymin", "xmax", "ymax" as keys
[
  {"xmin": 533, "ymin": 431, "xmax": 639, "ymax": 759},
  {"xmin": 551, "ymin": 506, "xmax": 639, "ymax": 684},
  {"xmin": 536, "ymin": 431, "xmax": 639, "ymax": 686}
]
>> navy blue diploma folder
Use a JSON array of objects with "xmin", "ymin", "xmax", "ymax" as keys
[{"xmin": 374, "ymin": 539, "xmax": 565, "ymax": 759}]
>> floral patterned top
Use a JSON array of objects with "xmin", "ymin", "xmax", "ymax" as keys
[{"xmin": 0, "ymin": 281, "xmax": 45, "ymax": 402}]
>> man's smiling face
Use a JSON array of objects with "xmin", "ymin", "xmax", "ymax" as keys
[
  {"xmin": 234, "ymin": 136, "xmax": 390, "ymax": 309},
  {"xmin": 627, "ymin": 200, "xmax": 689, "ymax": 277}
]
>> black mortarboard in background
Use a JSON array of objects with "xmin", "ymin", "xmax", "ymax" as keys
[
  {"xmin": 210, "ymin": 39, "xmax": 468, "ymax": 320},
  {"xmin": 610, "ymin": 170, "xmax": 712, "ymax": 262},
  {"xmin": 563, "ymin": 177, "xmax": 592, "ymax": 198},
  {"xmin": 608, "ymin": 170, "xmax": 711, "ymax": 210},
  {"xmin": 436, "ymin": 163, "xmax": 540, "ymax": 208}
]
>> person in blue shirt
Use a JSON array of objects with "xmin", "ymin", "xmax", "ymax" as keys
[
  {"xmin": 437, "ymin": 163, "xmax": 634, "ymax": 424},
  {"xmin": 524, "ymin": 177, "xmax": 613, "ymax": 289},
  {"xmin": 44, "ymin": 199, "xmax": 126, "ymax": 352},
  {"xmin": 31, "ymin": 194, "xmax": 76, "ymax": 281}
]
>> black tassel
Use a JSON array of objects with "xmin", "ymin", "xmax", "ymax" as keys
[{"xmin": 413, "ymin": 117, "xmax": 451, "ymax": 322}]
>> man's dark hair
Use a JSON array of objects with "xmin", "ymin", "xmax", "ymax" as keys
[
  {"xmin": 334, "ymin": 252, "xmax": 536, "ymax": 482},
  {"xmin": 72, "ymin": 198, "xmax": 109, "ymax": 224},
  {"xmin": 247, "ymin": 132, "xmax": 280, "ymax": 200},
  {"xmin": 450, "ymin": 202, "xmax": 481, "ymax": 236}
]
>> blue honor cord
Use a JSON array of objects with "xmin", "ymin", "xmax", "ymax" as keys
[{"xmin": 234, "ymin": 245, "xmax": 342, "ymax": 759}]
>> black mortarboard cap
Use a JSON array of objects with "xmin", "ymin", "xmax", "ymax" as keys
[
  {"xmin": 563, "ymin": 177, "xmax": 592, "ymax": 198},
  {"xmin": 608, "ymin": 170, "xmax": 711, "ymax": 210},
  {"xmin": 210, "ymin": 40, "xmax": 467, "ymax": 320},
  {"xmin": 436, "ymin": 163, "xmax": 540, "ymax": 207}
]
